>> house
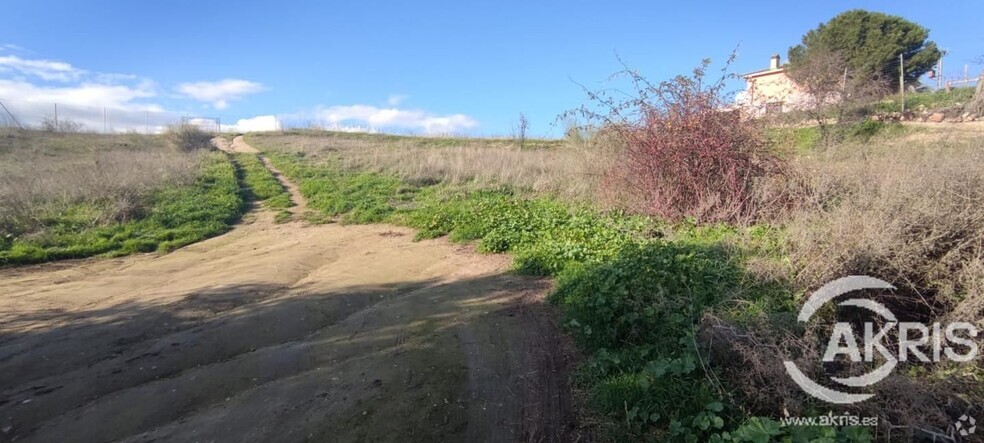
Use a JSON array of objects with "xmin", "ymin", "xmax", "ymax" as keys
[{"xmin": 736, "ymin": 54, "xmax": 809, "ymax": 116}]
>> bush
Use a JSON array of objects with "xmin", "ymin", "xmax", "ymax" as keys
[
  {"xmin": 167, "ymin": 125, "xmax": 213, "ymax": 152},
  {"xmin": 787, "ymin": 140, "xmax": 984, "ymax": 318},
  {"xmin": 571, "ymin": 59, "xmax": 786, "ymax": 224},
  {"xmin": 40, "ymin": 116, "xmax": 85, "ymax": 133},
  {"xmin": 708, "ymin": 133, "xmax": 984, "ymax": 438}
]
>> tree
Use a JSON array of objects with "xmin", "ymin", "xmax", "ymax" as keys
[
  {"xmin": 514, "ymin": 112, "xmax": 528, "ymax": 149},
  {"xmin": 788, "ymin": 10, "xmax": 940, "ymax": 89},
  {"xmin": 965, "ymin": 71, "xmax": 984, "ymax": 117},
  {"xmin": 786, "ymin": 49, "xmax": 884, "ymax": 146}
]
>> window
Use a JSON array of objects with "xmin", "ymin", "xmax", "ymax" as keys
[{"xmin": 765, "ymin": 101, "xmax": 783, "ymax": 115}]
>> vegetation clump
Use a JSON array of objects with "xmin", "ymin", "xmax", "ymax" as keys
[
  {"xmin": 166, "ymin": 124, "xmax": 214, "ymax": 152},
  {"xmin": 788, "ymin": 9, "xmax": 940, "ymax": 88},
  {"xmin": 569, "ymin": 59, "xmax": 786, "ymax": 224}
]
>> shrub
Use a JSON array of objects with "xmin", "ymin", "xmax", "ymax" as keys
[
  {"xmin": 167, "ymin": 124, "xmax": 213, "ymax": 152},
  {"xmin": 571, "ymin": 59, "xmax": 786, "ymax": 224},
  {"xmin": 784, "ymin": 48, "xmax": 888, "ymax": 147},
  {"xmin": 787, "ymin": 139, "xmax": 984, "ymax": 319},
  {"xmin": 710, "ymin": 132, "xmax": 984, "ymax": 437},
  {"xmin": 40, "ymin": 116, "xmax": 85, "ymax": 133}
]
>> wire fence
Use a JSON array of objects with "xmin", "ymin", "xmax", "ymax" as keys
[{"xmin": 0, "ymin": 98, "xmax": 196, "ymax": 134}]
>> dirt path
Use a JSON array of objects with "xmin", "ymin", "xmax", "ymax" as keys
[
  {"xmin": 0, "ymin": 138, "xmax": 579, "ymax": 442},
  {"xmin": 260, "ymin": 154, "xmax": 309, "ymax": 216}
]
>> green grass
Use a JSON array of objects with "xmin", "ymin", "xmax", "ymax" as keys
[
  {"xmin": 875, "ymin": 86, "xmax": 975, "ymax": 113},
  {"xmin": 401, "ymin": 191, "xmax": 814, "ymax": 441},
  {"xmin": 0, "ymin": 152, "xmax": 246, "ymax": 265},
  {"xmin": 233, "ymin": 153, "xmax": 293, "ymax": 209},
  {"xmin": 273, "ymin": 210, "xmax": 292, "ymax": 224},
  {"xmin": 769, "ymin": 120, "xmax": 906, "ymax": 152},
  {"xmin": 265, "ymin": 152, "xmax": 415, "ymax": 224}
]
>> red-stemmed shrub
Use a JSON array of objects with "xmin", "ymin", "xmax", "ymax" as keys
[{"xmin": 572, "ymin": 59, "xmax": 786, "ymax": 224}]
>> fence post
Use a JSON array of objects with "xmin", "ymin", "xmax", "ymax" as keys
[
  {"xmin": 54, "ymin": 103, "xmax": 58, "ymax": 130},
  {"xmin": 899, "ymin": 54, "xmax": 905, "ymax": 114},
  {"xmin": 0, "ymin": 100, "xmax": 24, "ymax": 129}
]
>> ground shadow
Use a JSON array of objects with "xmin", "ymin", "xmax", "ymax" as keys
[{"xmin": 0, "ymin": 272, "xmax": 581, "ymax": 443}]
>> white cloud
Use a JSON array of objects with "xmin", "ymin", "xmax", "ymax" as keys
[
  {"xmin": 313, "ymin": 105, "xmax": 477, "ymax": 134},
  {"xmin": 0, "ymin": 51, "xmax": 168, "ymax": 131},
  {"xmin": 0, "ymin": 49, "xmax": 473, "ymax": 136},
  {"xmin": 0, "ymin": 54, "xmax": 82, "ymax": 82},
  {"xmin": 0, "ymin": 79, "xmax": 168, "ymax": 132},
  {"xmin": 175, "ymin": 79, "xmax": 265, "ymax": 109},
  {"xmin": 387, "ymin": 94, "xmax": 409, "ymax": 106},
  {"xmin": 0, "ymin": 44, "xmax": 30, "ymax": 53},
  {"xmin": 0, "ymin": 79, "xmax": 159, "ymax": 111},
  {"xmin": 222, "ymin": 115, "xmax": 281, "ymax": 133}
]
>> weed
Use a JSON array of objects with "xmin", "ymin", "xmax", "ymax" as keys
[
  {"xmin": 875, "ymin": 86, "xmax": 976, "ymax": 113},
  {"xmin": 0, "ymin": 130, "xmax": 199, "ymax": 239},
  {"xmin": 273, "ymin": 210, "xmax": 292, "ymax": 224}
]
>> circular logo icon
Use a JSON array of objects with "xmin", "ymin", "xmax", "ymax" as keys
[
  {"xmin": 956, "ymin": 414, "xmax": 977, "ymax": 436},
  {"xmin": 784, "ymin": 276, "xmax": 896, "ymax": 405}
]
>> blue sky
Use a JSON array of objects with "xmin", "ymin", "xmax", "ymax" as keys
[{"xmin": 2, "ymin": 0, "xmax": 982, "ymax": 136}]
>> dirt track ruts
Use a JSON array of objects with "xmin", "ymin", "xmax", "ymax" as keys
[{"xmin": 0, "ymin": 137, "xmax": 579, "ymax": 442}]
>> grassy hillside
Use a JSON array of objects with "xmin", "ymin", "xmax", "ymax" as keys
[
  {"xmin": 4, "ymin": 125, "xmax": 978, "ymax": 439},
  {"xmin": 248, "ymin": 127, "xmax": 984, "ymax": 441},
  {"xmin": 0, "ymin": 130, "xmax": 246, "ymax": 265}
]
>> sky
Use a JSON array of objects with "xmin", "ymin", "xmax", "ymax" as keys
[{"xmin": 1, "ymin": 0, "xmax": 982, "ymax": 136}]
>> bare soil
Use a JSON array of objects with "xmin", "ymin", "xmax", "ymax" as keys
[{"xmin": 0, "ymin": 137, "xmax": 580, "ymax": 442}]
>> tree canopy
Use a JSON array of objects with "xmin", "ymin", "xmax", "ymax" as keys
[{"xmin": 788, "ymin": 9, "xmax": 941, "ymax": 88}]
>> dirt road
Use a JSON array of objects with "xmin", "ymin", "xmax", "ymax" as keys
[{"xmin": 0, "ymin": 138, "xmax": 578, "ymax": 442}]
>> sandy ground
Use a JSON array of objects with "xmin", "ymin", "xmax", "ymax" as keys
[{"xmin": 0, "ymin": 138, "xmax": 579, "ymax": 442}]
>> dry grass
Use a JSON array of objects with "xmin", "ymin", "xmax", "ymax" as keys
[
  {"xmin": 249, "ymin": 131, "xmax": 616, "ymax": 202},
  {"xmin": 711, "ymin": 127, "xmax": 984, "ymax": 436},
  {"xmin": 0, "ymin": 130, "xmax": 202, "ymax": 237},
  {"xmin": 166, "ymin": 124, "xmax": 214, "ymax": 152},
  {"xmin": 784, "ymin": 129, "xmax": 984, "ymax": 318}
]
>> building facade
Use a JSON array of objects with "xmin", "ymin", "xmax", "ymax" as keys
[{"xmin": 736, "ymin": 54, "xmax": 809, "ymax": 116}]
